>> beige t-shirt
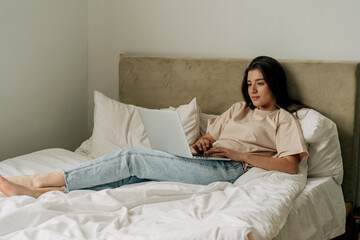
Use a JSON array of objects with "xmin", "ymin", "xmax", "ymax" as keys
[{"xmin": 208, "ymin": 102, "xmax": 308, "ymax": 169}]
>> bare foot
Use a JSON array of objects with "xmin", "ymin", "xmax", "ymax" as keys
[{"xmin": 0, "ymin": 175, "xmax": 40, "ymax": 198}]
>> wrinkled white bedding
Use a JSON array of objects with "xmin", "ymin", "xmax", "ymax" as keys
[{"xmin": 0, "ymin": 148, "xmax": 340, "ymax": 240}]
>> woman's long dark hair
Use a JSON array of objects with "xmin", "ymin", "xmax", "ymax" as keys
[{"xmin": 241, "ymin": 56, "xmax": 307, "ymax": 113}]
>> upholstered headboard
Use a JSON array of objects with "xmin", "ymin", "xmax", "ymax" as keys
[{"xmin": 118, "ymin": 54, "xmax": 360, "ymax": 202}]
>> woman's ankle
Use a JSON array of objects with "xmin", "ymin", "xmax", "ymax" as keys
[
  {"xmin": 32, "ymin": 175, "xmax": 45, "ymax": 188},
  {"xmin": 34, "ymin": 171, "xmax": 65, "ymax": 188}
]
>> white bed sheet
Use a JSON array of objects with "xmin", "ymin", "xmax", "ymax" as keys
[
  {"xmin": 0, "ymin": 148, "xmax": 345, "ymax": 240},
  {"xmin": 275, "ymin": 177, "xmax": 345, "ymax": 239}
]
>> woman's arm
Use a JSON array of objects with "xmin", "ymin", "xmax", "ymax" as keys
[
  {"xmin": 192, "ymin": 132, "xmax": 216, "ymax": 153},
  {"xmin": 205, "ymin": 147, "xmax": 300, "ymax": 174}
]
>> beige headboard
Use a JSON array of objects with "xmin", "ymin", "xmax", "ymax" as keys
[{"xmin": 119, "ymin": 54, "xmax": 360, "ymax": 202}]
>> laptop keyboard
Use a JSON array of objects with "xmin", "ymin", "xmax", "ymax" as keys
[{"xmin": 192, "ymin": 153, "xmax": 230, "ymax": 161}]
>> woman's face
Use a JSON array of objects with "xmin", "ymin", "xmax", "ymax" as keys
[{"xmin": 247, "ymin": 69, "xmax": 277, "ymax": 111}]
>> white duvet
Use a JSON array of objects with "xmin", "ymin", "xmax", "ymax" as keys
[{"xmin": 0, "ymin": 149, "xmax": 307, "ymax": 240}]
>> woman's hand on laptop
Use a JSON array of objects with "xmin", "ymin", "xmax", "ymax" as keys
[
  {"xmin": 205, "ymin": 147, "xmax": 243, "ymax": 161},
  {"xmin": 192, "ymin": 133, "xmax": 215, "ymax": 153}
]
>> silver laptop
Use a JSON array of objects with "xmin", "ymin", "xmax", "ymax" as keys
[{"xmin": 138, "ymin": 108, "xmax": 230, "ymax": 161}]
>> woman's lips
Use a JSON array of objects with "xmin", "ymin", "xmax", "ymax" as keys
[{"xmin": 251, "ymin": 96, "xmax": 260, "ymax": 101}]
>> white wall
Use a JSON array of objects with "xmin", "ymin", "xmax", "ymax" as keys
[
  {"xmin": 87, "ymin": 0, "xmax": 360, "ymax": 128},
  {"xmin": 0, "ymin": 1, "xmax": 88, "ymax": 160}
]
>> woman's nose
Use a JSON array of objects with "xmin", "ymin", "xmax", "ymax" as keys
[{"xmin": 251, "ymin": 85, "xmax": 257, "ymax": 93}]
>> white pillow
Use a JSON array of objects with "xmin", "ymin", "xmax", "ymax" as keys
[
  {"xmin": 200, "ymin": 113, "xmax": 218, "ymax": 136},
  {"xmin": 295, "ymin": 108, "xmax": 343, "ymax": 184},
  {"xmin": 89, "ymin": 91, "xmax": 200, "ymax": 159},
  {"xmin": 75, "ymin": 137, "xmax": 92, "ymax": 157}
]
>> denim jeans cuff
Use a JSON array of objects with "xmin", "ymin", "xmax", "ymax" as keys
[{"xmin": 62, "ymin": 169, "xmax": 70, "ymax": 193}]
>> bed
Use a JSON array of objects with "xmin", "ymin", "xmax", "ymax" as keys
[{"xmin": 0, "ymin": 55, "xmax": 359, "ymax": 240}]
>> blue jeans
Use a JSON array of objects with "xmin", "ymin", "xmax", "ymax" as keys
[{"xmin": 63, "ymin": 147, "xmax": 245, "ymax": 192}]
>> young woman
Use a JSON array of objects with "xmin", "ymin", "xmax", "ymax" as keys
[{"xmin": 0, "ymin": 56, "xmax": 308, "ymax": 198}]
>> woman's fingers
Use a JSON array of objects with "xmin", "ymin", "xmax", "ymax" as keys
[
  {"xmin": 192, "ymin": 143, "xmax": 201, "ymax": 153},
  {"xmin": 193, "ymin": 139, "xmax": 212, "ymax": 153},
  {"xmin": 197, "ymin": 142, "xmax": 204, "ymax": 152},
  {"xmin": 206, "ymin": 147, "xmax": 244, "ymax": 162},
  {"xmin": 200, "ymin": 141, "xmax": 207, "ymax": 151},
  {"xmin": 193, "ymin": 142, "xmax": 204, "ymax": 153},
  {"xmin": 205, "ymin": 147, "xmax": 225, "ymax": 154},
  {"xmin": 203, "ymin": 139, "xmax": 211, "ymax": 148},
  {"xmin": 206, "ymin": 147, "xmax": 232, "ymax": 158}
]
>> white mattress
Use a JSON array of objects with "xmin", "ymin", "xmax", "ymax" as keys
[{"xmin": 0, "ymin": 148, "xmax": 345, "ymax": 239}]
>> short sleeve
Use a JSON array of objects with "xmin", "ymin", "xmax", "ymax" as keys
[
  {"xmin": 276, "ymin": 110, "xmax": 308, "ymax": 161},
  {"xmin": 207, "ymin": 102, "xmax": 245, "ymax": 140}
]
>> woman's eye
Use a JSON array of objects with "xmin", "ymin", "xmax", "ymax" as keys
[{"xmin": 257, "ymin": 82, "xmax": 264, "ymax": 86}]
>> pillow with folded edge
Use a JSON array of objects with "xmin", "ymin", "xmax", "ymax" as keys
[
  {"xmin": 78, "ymin": 109, "xmax": 211, "ymax": 157},
  {"xmin": 86, "ymin": 91, "xmax": 201, "ymax": 159},
  {"xmin": 199, "ymin": 108, "xmax": 343, "ymax": 184}
]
